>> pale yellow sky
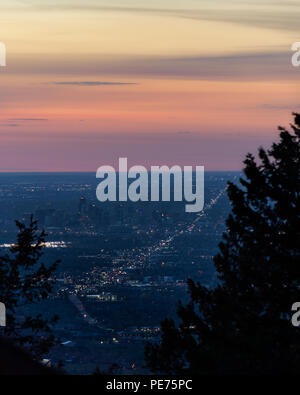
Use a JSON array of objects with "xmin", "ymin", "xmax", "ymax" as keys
[{"xmin": 0, "ymin": 6, "xmax": 294, "ymax": 57}]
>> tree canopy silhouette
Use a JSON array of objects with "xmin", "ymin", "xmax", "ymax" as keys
[
  {"xmin": 145, "ymin": 113, "xmax": 300, "ymax": 375},
  {"xmin": 0, "ymin": 217, "xmax": 59, "ymax": 359}
]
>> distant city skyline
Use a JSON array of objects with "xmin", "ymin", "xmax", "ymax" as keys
[{"xmin": 0, "ymin": 0, "xmax": 299, "ymax": 171}]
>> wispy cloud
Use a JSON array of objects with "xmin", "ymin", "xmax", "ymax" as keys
[
  {"xmin": 0, "ymin": 123, "xmax": 19, "ymax": 127},
  {"xmin": 177, "ymin": 131, "xmax": 191, "ymax": 135},
  {"xmin": 14, "ymin": 1, "xmax": 300, "ymax": 32},
  {"xmin": 51, "ymin": 81, "xmax": 138, "ymax": 86},
  {"xmin": 7, "ymin": 51, "xmax": 297, "ymax": 81},
  {"xmin": 8, "ymin": 118, "xmax": 48, "ymax": 121},
  {"xmin": 258, "ymin": 104, "xmax": 300, "ymax": 111}
]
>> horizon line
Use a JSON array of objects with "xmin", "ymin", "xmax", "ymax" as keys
[{"xmin": 0, "ymin": 170, "xmax": 242, "ymax": 174}]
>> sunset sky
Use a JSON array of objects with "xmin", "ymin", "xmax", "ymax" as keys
[{"xmin": 0, "ymin": 0, "xmax": 299, "ymax": 171}]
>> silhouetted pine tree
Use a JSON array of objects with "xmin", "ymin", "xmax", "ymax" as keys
[
  {"xmin": 145, "ymin": 113, "xmax": 300, "ymax": 375},
  {"xmin": 0, "ymin": 217, "xmax": 60, "ymax": 359}
]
